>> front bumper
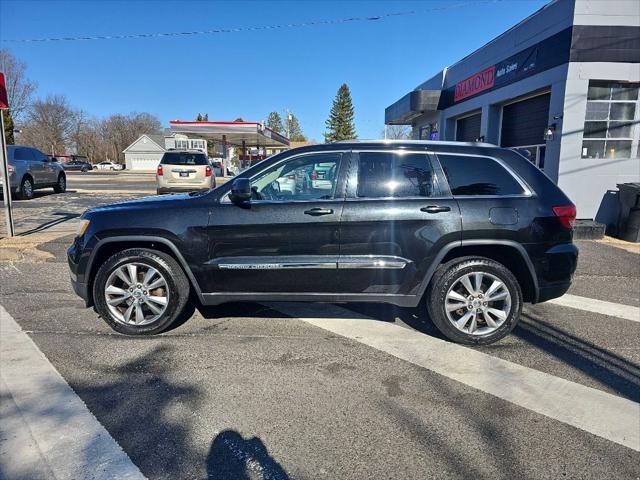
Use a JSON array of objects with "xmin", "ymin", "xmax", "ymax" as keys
[{"xmin": 68, "ymin": 240, "xmax": 91, "ymax": 306}]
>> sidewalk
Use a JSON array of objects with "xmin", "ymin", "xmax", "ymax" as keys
[{"xmin": 0, "ymin": 306, "xmax": 145, "ymax": 480}]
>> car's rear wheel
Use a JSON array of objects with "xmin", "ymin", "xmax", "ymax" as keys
[
  {"xmin": 93, "ymin": 248, "xmax": 191, "ymax": 335},
  {"xmin": 17, "ymin": 176, "xmax": 34, "ymax": 200},
  {"xmin": 53, "ymin": 174, "xmax": 66, "ymax": 193},
  {"xmin": 427, "ymin": 257, "xmax": 522, "ymax": 345}
]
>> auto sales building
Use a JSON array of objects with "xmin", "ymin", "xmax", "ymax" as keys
[{"xmin": 385, "ymin": 0, "xmax": 639, "ymax": 223}]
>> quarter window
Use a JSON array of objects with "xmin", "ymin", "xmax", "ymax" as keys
[
  {"xmin": 438, "ymin": 154, "xmax": 525, "ymax": 196},
  {"xmin": 582, "ymin": 80, "xmax": 639, "ymax": 159},
  {"xmin": 356, "ymin": 152, "xmax": 435, "ymax": 198}
]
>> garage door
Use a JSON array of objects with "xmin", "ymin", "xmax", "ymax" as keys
[
  {"xmin": 500, "ymin": 92, "xmax": 551, "ymax": 147},
  {"xmin": 456, "ymin": 113, "xmax": 481, "ymax": 142}
]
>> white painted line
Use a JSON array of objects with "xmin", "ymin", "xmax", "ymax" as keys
[
  {"xmin": 271, "ymin": 303, "xmax": 640, "ymax": 452},
  {"xmin": 0, "ymin": 305, "xmax": 146, "ymax": 480},
  {"xmin": 548, "ymin": 294, "xmax": 640, "ymax": 323}
]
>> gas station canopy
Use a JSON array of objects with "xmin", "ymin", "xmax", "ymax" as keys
[{"xmin": 169, "ymin": 121, "xmax": 289, "ymax": 147}]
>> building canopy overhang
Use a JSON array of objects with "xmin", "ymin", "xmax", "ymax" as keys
[
  {"xmin": 385, "ymin": 89, "xmax": 442, "ymax": 125},
  {"xmin": 169, "ymin": 121, "xmax": 290, "ymax": 147}
]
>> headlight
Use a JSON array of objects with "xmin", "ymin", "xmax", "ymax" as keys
[{"xmin": 76, "ymin": 219, "xmax": 91, "ymax": 237}]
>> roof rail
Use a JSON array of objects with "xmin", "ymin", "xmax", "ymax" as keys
[{"xmin": 331, "ymin": 139, "xmax": 497, "ymax": 147}]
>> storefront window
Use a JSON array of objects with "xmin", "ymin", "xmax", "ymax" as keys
[{"xmin": 582, "ymin": 81, "xmax": 639, "ymax": 159}]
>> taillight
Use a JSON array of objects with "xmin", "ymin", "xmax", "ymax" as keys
[
  {"xmin": 311, "ymin": 170, "xmax": 317, "ymax": 180},
  {"xmin": 157, "ymin": 165, "xmax": 163, "ymax": 176},
  {"xmin": 7, "ymin": 164, "xmax": 15, "ymax": 174},
  {"xmin": 552, "ymin": 205, "xmax": 576, "ymax": 229},
  {"xmin": 205, "ymin": 166, "xmax": 212, "ymax": 177},
  {"xmin": 288, "ymin": 175, "xmax": 296, "ymax": 180}
]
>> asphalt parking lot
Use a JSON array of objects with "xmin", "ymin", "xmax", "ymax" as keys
[{"xmin": 1, "ymin": 173, "xmax": 639, "ymax": 480}]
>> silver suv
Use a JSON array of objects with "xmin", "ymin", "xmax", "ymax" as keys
[
  {"xmin": 156, "ymin": 150, "xmax": 215, "ymax": 195},
  {"xmin": 1, "ymin": 145, "xmax": 67, "ymax": 200}
]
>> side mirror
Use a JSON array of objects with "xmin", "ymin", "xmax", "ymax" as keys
[{"xmin": 229, "ymin": 178, "xmax": 252, "ymax": 204}]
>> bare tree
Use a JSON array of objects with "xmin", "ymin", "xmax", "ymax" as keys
[
  {"xmin": 70, "ymin": 112, "xmax": 107, "ymax": 162},
  {"xmin": 0, "ymin": 49, "xmax": 37, "ymax": 122},
  {"xmin": 20, "ymin": 94, "xmax": 76, "ymax": 154},
  {"xmin": 101, "ymin": 112, "xmax": 162, "ymax": 163},
  {"xmin": 382, "ymin": 124, "xmax": 413, "ymax": 140}
]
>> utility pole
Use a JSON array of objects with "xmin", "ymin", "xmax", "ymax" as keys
[
  {"xmin": 0, "ymin": 72, "xmax": 14, "ymax": 237},
  {"xmin": 285, "ymin": 109, "xmax": 292, "ymax": 139}
]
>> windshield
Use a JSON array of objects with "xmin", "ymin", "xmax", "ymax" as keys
[{"xmin": 161, "ymin": 152, "xmax": 208, "ymax": 166}]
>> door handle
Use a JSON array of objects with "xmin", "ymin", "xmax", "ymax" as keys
[
  {"xmin": 304, "ymin": 207, "xmax": 334, "ymax": 216},
  {"xmin": 421, "ymin": 205, "xmax": 451, "ymax": 214}
]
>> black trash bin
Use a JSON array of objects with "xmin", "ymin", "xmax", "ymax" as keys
[{"xmin": 617, "ymin": 183, "xmax": 640, "ymax": 242}]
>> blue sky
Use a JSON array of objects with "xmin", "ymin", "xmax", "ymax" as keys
[{"xmin": 0, "ymin": 0, "xmax": 548, "ymax": 141}]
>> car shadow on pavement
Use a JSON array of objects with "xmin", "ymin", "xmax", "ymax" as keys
[
  {"xmin": 341, "ymin": 303, "xmax": 640, "ymax": 402},
  {"xmin": 515, "ymin": 312, "xmax": 640, "ymax": 402},
  {"xmin": 206, "ymin": 430, "xmax": 290, "ymax": 480},
  {"xmin": 17, "ymin": 211, "xmax": 80, "ymax": 236}
]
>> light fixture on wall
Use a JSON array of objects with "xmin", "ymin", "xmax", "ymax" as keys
[{"xmin": 544, "ymin": 123, "xmax": 557, "ymax": 141}]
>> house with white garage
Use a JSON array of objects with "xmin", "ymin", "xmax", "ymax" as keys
[{"xmin": 123, "ymin": 133, "xmax": 207, "ymax": 171}]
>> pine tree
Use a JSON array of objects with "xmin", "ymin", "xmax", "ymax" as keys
[
  {"xmin": 265, "ymin": 111, "xmax": 284, "ymax": 134},
  {"xmin": 324, "ymin": 83, "xmax": 356, "ymax": 143},
  {"xmin": 3, "ymin": 109, "xmax": 15, "ymax": 144},
  {"xmin": 285, "ymin": 113, "xmax": 306, "ymax": 142},
  {"xmin": 203, "ymin": 113, "xmax": 208, "ymax": 121},
  {"xmin": 196, "ymin": 113, "xmax": 203, "ymax": 121}
]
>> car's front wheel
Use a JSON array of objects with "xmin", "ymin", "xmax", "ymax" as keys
[
  {"xmin": 93, "ymin": 248, "xmax": 191, "ymax": 335},
  {"xmin": 427, "ymin": 257, "xmax": 522, "ymax": 345}
]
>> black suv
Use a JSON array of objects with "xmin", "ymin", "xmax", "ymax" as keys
[{"xmin": 68, "ymin": 141, "xmax": 578, "ymax": 344}]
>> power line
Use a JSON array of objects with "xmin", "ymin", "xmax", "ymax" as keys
[{"xmin": 1, "ymin": 1, "xmax": 501, "ymax": 44}]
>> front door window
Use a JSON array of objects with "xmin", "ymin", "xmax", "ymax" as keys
[{"xmin": 250, "ymin": 153, "xmax": 342, "ymax": 202}]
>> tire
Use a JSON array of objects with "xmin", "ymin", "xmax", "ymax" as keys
[
  {"xmin": 426, "ymin": 257, "xmax": 522, "ymax": 345},
  {"xmin": 93, "ymin": 248, "xmax": 191, "ymax": 335},
  {"xmin": 17, "ymin": 176, "xmax": 34, "ymax": 200},
  {"xmin": 53, "ymin": 174, "xmax": 66, "ymax": 193}
]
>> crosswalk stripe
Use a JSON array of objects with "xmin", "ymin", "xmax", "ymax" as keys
[
  {"xmin": 271, "ymin": 302, "xmax": 640, "ymax": 452},
  {"xmin": 548, "ymin": 294, "xmax": 640, "ymax": 322},
  {"xmin": 0, "ymin": 305, "xmax": 146, "ymax": 480}
]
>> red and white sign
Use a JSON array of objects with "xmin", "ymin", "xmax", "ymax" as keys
[
  {"xmin": 0, "ymin": 73, "xmax": 8, "ymax": 110},
  {"xmin": 454, "ymin": 65, "xmax": 496, "ymax": 102}
]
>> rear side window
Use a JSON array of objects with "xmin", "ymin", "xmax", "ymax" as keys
[
  {"xmin": 161, "ymin": 152, "xmax": 208, "ymax": 166},
  {"xmin": 357, "ymin": 152, "xmax": 435, "ymax": 198},
  {"xmin": 437, "ymin": 154, "xmax": 525, "ymax": 196},
  {"xmin": 13, "ymin": 147, "xmax": 35, "ymax": 161}
]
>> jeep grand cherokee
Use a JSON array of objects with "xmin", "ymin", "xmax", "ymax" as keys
[{"xmin": 68, "ymin": 140, "xmax": 578, "ymax": 345}]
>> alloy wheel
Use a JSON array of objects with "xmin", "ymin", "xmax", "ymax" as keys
[
  {"xmin": 104, "ymin": 262, "xmax": 169, "ymax": 326},
  {"xmin": 444, "ymin": 271, "xmax": 512, "ymax": 336},
  {"xmin": 23, "ymin": 179, "xmax": 33, "ymax": 198}
]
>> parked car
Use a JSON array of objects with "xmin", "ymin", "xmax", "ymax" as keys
[
  {"xmin": 156, "ymin": 150, "xmax": 215, "ymax": 195},
  {"xmin": 93, "ymin": 161, "xmax": 124, "ymax": 171},
  {"xmin": 0, "ymin": 145, "xmax": 66, "ymax": 200},
  {"xmin": 62, "ymin": 156, "xmax": 92, "ymax": 172},
  {"xmin": 68, "ymin": 140, "xmax": 578, "ymax": 344}
]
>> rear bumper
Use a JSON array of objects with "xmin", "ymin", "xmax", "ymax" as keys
[
  {"xmin": 532, "ymin": 242, "xmax": 579, "ymax": 303},
  {"xmin": 157, "ymin": 186, "xmax": 211, "ymax": 194},
  {"xmin": 537, "ymin": 281, "xmax": 572, "ymax": 303}
]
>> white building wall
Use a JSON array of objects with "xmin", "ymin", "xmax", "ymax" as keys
[{"xmin": 557, "ymin": 62, "xmax": 640, "ymax": 221}]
